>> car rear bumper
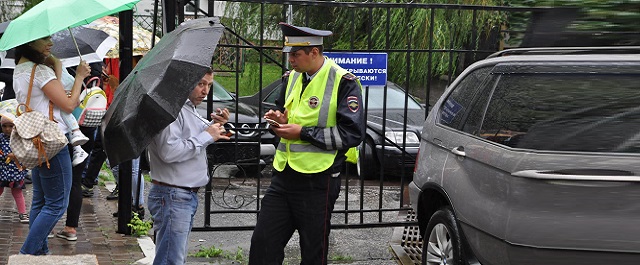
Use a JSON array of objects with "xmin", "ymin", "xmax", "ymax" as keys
[{"xmin": 408, "ymin": 181, "xmax": 422, "ymax": 213}]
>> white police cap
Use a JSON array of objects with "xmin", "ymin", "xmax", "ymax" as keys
[{"xmin": 279, "ymin": 22, "xmax": 332, "ymax": 52}]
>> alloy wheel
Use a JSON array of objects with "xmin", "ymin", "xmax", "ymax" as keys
[{"xmin": 425, "ymin": 223, "xmax": 453, "ymax": 265}]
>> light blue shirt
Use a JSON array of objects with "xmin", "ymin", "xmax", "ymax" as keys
[{"xmin": 147, "ymin": 100, "xmax": 214, "ymax": 188}]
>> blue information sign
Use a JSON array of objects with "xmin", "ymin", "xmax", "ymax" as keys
[{"xmin": 324, "ymin": 52, "xmax": 388, "ymax": 86}]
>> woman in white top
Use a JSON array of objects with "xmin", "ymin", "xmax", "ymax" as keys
[{"xmin": 13, "ymin": 35, "xmax": 90, "ymax": 255}]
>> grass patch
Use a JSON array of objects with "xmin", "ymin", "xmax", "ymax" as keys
[
  {"xmin": 98, "ymin": 162, "xmax": 115, "ymax": 186},
  {"xmin": 190, "ymin": 245, "xmax": 247, "ymax": 264},
  {"xmin": 214, "ymin": 62, "xmax": 284, "ymax": 96},
  {"xmin": 143, "ymin": 173, "xmax": 151, "ymax": 183},
  {"xmin": 331, "ymin": 254, "xmax": 354, "ymax": 262}
]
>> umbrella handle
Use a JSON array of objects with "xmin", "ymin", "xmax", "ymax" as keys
[{"xmin": 67, "ymin": 28, "xmax": 83, "ymax": 63}]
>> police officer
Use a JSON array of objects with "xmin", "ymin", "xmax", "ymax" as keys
[{"xmin": 249, "ymin": 23, "xmax": 366, "ymax": 264}]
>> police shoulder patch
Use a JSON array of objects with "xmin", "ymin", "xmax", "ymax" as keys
[
  {"xmin": 342, "ymin": 73, "xmax": 357, "ymax": 81},
  {"xmin": 282, "ymin": 71, "xmax": 291, "ymax": 78},
  {"xmin": 347, "ymin": 96, "xmax": 359, "ymax": 113}
]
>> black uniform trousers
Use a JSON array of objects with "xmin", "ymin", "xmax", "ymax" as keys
[
  {"xmin": 250, "ymin": 165, "xmax": 341, "ymax": 265},
  {"xmin": 65, "ymin": 126, "xmax": 97, "ymax": 228},
  {"xmin": 82, "ymin": 126, "xmax": 106, "ymax": 189}
]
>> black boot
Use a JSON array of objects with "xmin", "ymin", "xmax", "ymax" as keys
[{"xmin": 106, "ymin": 185, "xmax": 119, "ymax": 200}]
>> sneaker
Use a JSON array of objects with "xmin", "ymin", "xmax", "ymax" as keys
[
  {"xmin": 106, "ymin": 187, "xmax": 119, "ymax": 200},
  {"xmin": 55, "ymin": 230, "xmax": 77, "ymax": 241},
  {"xmin": 18, "ymin": 213, "xmax": 29, "ymax": 223},
  {"xmin": 48, "ymin": 233, "xmax": 55, "ymax": 238},
  {"xmin": 81, "ymin": 184, "xmax": 94, "ymax": 198},
  {"xmin": 72, "ymin": 146, "xmax": 89, "ymax": 166},
  {"xmin": 69, "ymin": 130, "xmax": 89, "ymax": 146}
]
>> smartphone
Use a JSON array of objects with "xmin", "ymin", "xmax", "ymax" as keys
[
  {"xmin": 265, "ymin": 118, "xmax": 281, "ymax": 128},
  {"xmin": 223, "ymin": 129, "xmax": 236, "ymax": 137}
]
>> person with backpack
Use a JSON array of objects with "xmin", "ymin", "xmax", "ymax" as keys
[{"xmin": 14, "ymin": 35, "xmax": 91, "ymax": 256}]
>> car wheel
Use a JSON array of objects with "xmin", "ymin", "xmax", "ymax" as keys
[
  {"xmin": 357, "ymin": 138, "xmax": 379, "ymax": 179},
  {"xmin": 422, "ymin": 206, "xmax": 465, "ymax": 265}
]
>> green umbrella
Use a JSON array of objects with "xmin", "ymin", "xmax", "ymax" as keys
[{"xmin": 0, "ymin": 0, "xmax": 140, "ymax": 51}]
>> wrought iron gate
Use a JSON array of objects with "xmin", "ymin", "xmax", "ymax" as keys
[{"xmin": 151, "ymin": 0, "xmax": 555, "ymax": 232}]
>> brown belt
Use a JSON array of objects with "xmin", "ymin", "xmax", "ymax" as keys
[{"xmin": 151, "ymin": 180, "xmax": 200, "ymax": 193}]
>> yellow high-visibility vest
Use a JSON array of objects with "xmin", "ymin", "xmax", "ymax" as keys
[{"xmin": 273, "ymin": 59, "xmax": 348, "ymax": 173}]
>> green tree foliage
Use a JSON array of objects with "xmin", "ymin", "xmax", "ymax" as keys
[
  {"xmin": 507, "ymin": 0, "xmax": 640, "ymax": 45},
  {"xmin": 329, "ymin": 0, "xmax": 507, "ymax": 84},
  {"xmin": 22, "ymin": 0, "xmax": 44, "ymax": 14},
  {"xmin": 224, "ymin": 0, "xmax": 507, "ymax": 85}
]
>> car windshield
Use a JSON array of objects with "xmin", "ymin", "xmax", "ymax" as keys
[
  {"xmin": 362, "ymin": 84, "xmax": 422, "ymax": 109},
  {"xmin": 209, "ymin": 81, "xmax": 234, "ymax": 101}
]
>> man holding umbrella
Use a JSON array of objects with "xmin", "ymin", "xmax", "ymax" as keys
[
  {"xmin": 146, "ymin": 67, "xmax": 230, "ymax": 264},
  {"xmin": 98, "ymin": 17, "xmax": 227, "ymax": 264}
]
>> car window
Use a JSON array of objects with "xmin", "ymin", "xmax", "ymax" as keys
[
  {"xmin": 439, "ymin": 67, "xmax": 492, "ymax": 130},
  {"xmin": 460, "ymin": 76, "xmax": 495, "ymax": 135},
  {"xmin": 264, "ymin": 83, "xmax": 282, "ymax": 105},
  {"xmin": 479, "ymin": 73, "xmax": 640, "ymax": 153},
  {"xmin": 362, "ymin": 85, "xmax": 422, "ymax": 109},
  {"xmin": 210, "ymin": 81, "xmax": 234, "ymax": 101}
]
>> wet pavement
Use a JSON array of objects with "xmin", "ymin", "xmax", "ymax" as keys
[
  {"xmin": 0, "ymin": 184, "xmax": 144, "ymax": 265},
  {"xmin": 0, "ymin": 165, "xmax": 421, "ymax": 264}
]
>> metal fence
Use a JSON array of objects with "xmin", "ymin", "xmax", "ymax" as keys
[{"xmin": 157, "ymin": 0, "xmax": 552, "ymax": 231}]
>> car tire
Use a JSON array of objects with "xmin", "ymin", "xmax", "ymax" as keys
[
  {"xmin": 422, "ymin": 206, "xmax": 465, "ymax": 265},
  {"xmin": 357, "ymin": 138, "xmax": 379, "ymax": 179}
]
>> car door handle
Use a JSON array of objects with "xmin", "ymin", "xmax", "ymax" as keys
[
  {"xmin": 432, "ymin": 138, "xmax": 446, "ymax": 148},
  {"xmin": 451, "ymin": 146, "xmax": 466, "ymax": 157},
  {"xmin": 512, "ymin": 170, "xmax": 640, "ymax": 182}
]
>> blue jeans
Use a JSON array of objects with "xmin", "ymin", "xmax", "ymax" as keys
[
  {"xmin": 148, "ymin": 184, "xmax": 198, "ymax": 265},
  {"xmin": 113, "ymin": 157, "xmax": 144, "ymax": 205},
  {"xmin": 21, "ymin": 147, "xmax": 72, "ymax": 255}
]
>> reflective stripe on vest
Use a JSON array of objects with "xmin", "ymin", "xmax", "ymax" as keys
[
  {"xmin": 285, "ymin": 72, "xmax": 301, "ymax": 103},
  {"xmin": 276, "ymin": 142, "xmax": 335, "ymax": 155},
  {"xmin": 273, "ymin": 59, "xmax": 347, "ymax": 173}
]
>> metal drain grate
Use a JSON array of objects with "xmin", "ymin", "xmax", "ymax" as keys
[{"xmin": 390, "ymin": 210, "xmax": 422, "ymax": 265}]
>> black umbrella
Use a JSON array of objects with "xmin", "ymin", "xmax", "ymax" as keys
[
  {"xmin": 102, "ymin": 17, "xmax": 224, "ymax": 165},
  {"xmin": 0, "ymin": 26, "xmax": 116, "ymax": 68}
]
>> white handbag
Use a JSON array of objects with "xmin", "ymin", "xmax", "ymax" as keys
[{"xmin": 10, "ymin": 64, "xmax": 68, "ymax": 169}]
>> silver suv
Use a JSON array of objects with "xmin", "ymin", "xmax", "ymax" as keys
[{"xmin": 409, "ymin": 47, "xmax": 640, "ymax": 265}]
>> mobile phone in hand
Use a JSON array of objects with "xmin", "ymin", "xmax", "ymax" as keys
[
  {"xmin": 222, "ymin": 129, "xmax": 235, "ymax": 137},
  {"xmin": 265, "ymin": 118, "xmax": 281, "ymax": 128}
]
